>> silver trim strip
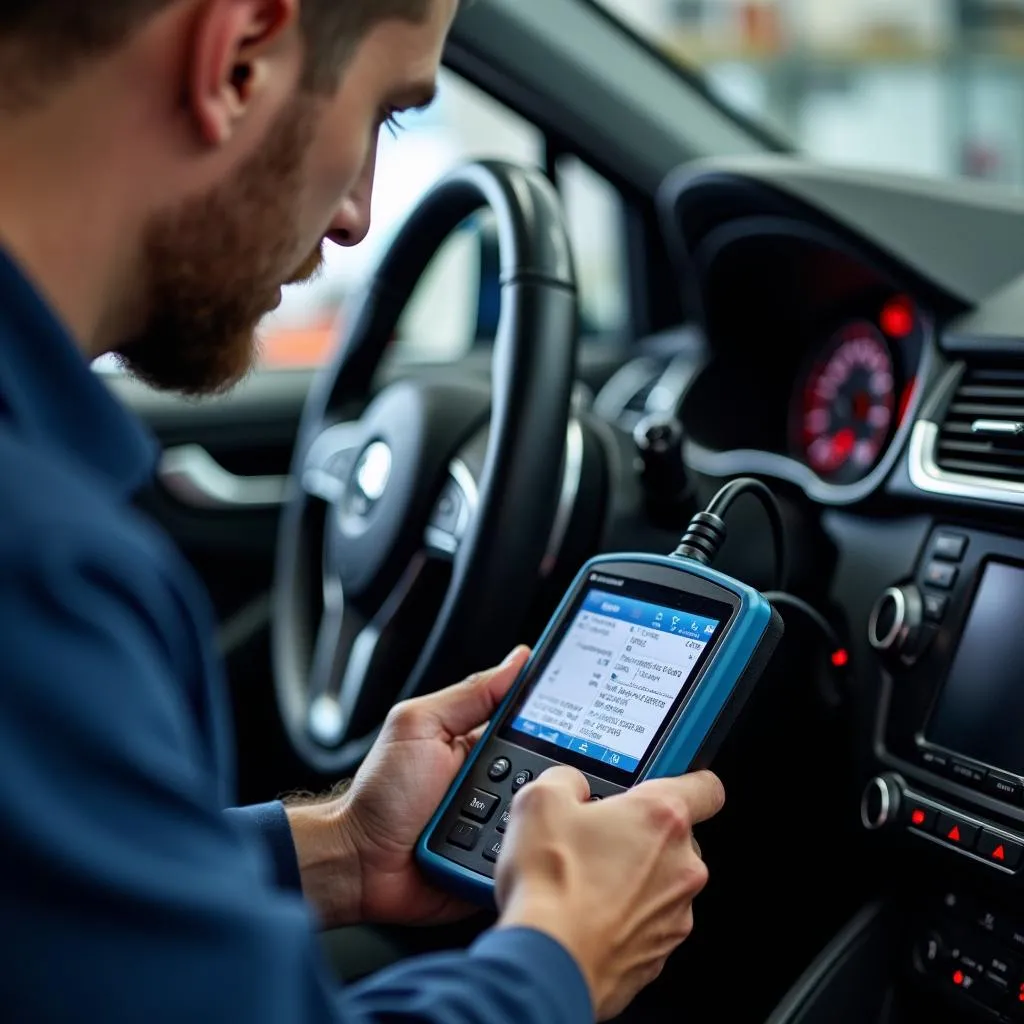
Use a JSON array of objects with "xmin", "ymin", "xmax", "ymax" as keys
[
  {"xmin": 860, "ymin": 776, "xmax": 892, "ymax": 831},
  {"xmin": 972, "ymin": 419, "xmax": 1024, "ymax": 437},
  {"xmin": 159, "ymin": 445, "xmax": 288, "ymax": 510},
  {"xmin": 909, "ymin": 420, "xmax": 1024, "ymax": 504},
  {"xmin": 541, "ymin": 419, "xmax": 585, "ymax": 577},
  {"xmin": 868, "ymin": 587, "xmax": 905, "ymax": 652}
]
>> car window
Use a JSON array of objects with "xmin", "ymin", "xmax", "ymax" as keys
[
  {"xmin": 596, "ymin": 0, "xmax": 1024, "ymax": 190},
  {"xmin": 259, "ymin": 71, "xmax": 629, "ymax": 370}
]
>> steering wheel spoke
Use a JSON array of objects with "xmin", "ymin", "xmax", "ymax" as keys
[
  {"xmin": 305, "ymin": 554, "xmax": 442, "ymax": 750},
  {"xmin": 301, "ymin": 422, "xmax": 363, "ymax": 503}
]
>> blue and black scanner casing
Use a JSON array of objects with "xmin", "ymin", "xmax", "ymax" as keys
[{"xmin": 415, "ymin": 553, "xmax": 784, "ymax": 906}]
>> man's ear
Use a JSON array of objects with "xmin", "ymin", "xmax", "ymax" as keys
[{"xmin": 186, "ymin": 0, "xmax": 301, "ymax": 147}]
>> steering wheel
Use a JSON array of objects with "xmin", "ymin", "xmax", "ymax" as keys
[{"xmin": 273, "ymin": 161, "xmax": 579, "ymax": 776}]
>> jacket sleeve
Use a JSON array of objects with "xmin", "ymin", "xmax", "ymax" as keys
[
  {"xmin": 0, "ymin": 526, "xmax": 593, "ymax": 1024},
  {"xmin": 225, "ymin": 802, "xmax": 304, "ymax": 894}
]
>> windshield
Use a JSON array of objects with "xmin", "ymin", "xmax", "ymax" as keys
[{"xmin": 597, "ymin": 0, "xmax": 1024, "ymax": 189}]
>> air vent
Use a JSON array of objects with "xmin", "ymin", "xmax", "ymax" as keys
[{"xmin": 936, "ymin": 367, "xmax": 1024, "ymax": 483}]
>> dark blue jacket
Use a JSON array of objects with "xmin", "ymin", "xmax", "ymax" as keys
[{"xmin": 0, "ymin": 248, "xmax": 591, "ymax": 1024}]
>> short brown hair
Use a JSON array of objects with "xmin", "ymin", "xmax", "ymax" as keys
[{"xmin": 0, "ymin": 0, "xmax": 441, "ymax": 110}]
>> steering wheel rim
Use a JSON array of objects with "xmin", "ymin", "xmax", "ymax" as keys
[{"xmin": 272, "ymin": 160, "xmax": 579, "ymax": 776}]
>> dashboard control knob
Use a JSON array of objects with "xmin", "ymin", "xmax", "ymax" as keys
[
  {"xmin": 860, "ymin": 774, "xmax": 902, "ymax": 831},
  {"xmin": 868, "ymin": 585, "xmax": 925, "ymax": 664}
]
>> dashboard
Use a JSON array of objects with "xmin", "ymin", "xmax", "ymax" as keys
[{"xmin": 588, "ymin": 158, "xmax": 1024, "ymax": 1022}]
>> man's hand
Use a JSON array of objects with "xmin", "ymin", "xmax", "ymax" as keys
[
  {"xmin": 496, "ymin": 767, "xmax": 725, "ymax": 1021},
  {"xmin": 285, "ymin": 647, "xmax": 530, "ymax": 930}
]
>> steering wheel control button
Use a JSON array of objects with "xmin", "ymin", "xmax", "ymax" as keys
[
  {"xmin": 510, "ymin": 769, "xmax": 533, "ymax": 793},
  {"xmin": 860, "ymin": 775, "xmax": 901, "ymax": 831},
  {"xmin": 937, "ymin": 813, "xmax": 979, "ymax": 850},
  {"xmin": 907, "ymin": 802, "xmax": 937, "ymax": 834},
  {"xmin": 496, "ymin": 804, "xmax": 512, "ymax": 833},
  {"xmin": 923, "ymin": 592, "xmax": 949, "ymax": 622},
  {"xmin": 487, "ymin": 757, "xmax": 511, "ymax": 782},
  {"xmin": 984, "ymin": 770, "xmax": 1024, "ymax": 805},
  {"xmin": 430, "ymin": 481, "xmax": 465, "ymax": 535},
  {"xmin": 482, "ymin": 837, "xmax": 503, "ymax": 863},
  {"xmin": 462, "ymin": 789, "xmax": 499, "ymax": 823},
  {"xmin": 924, "ymin": 561, "xmax": 958, "ymax": 590},
  {"xmin": 933, "ymin": 533, "xmax": 968, "ymax": 562},
  {"xmin": 977, "ymin": 831, "xmax": 1024, "ymax": 870},
  {"xmin": 446, "ymin": 821, "xmax": 481, "ymax": 851}
]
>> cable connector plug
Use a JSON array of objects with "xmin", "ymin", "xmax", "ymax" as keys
[
  {"xmin": 669, "ymin": 476, "xmax": 787, "ymax": 589},
  {"xmin": 672, "ymin": 510, "xmax": 727, "ymax": 566}
]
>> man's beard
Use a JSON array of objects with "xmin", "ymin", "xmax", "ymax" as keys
[{"xmin": 114, "ymin": 97, "xmax": 325, "ymax": 395}]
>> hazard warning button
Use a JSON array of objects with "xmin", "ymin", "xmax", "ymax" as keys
[
  {"xmin": 936, "ymin": 812, "xmax": 979, "ymax": 850},
  {"xmin": 977, "ymin": 829, "xmax": 1023, "ymax": 870}
]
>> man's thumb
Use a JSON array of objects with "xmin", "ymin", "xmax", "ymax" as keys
[{"xmin": 423, "ymin": 646, "xmax": 530, "ymax": 737}]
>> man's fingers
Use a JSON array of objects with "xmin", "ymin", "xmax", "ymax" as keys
[
  {"xmin": 419, "ymin": 646, "xmax": 530, "ymax": 738},
  {"xmin": 637, "ymin": 771, "xmax": 726, "ymax": 827},
  {"xmin": 529, "ymin": 764, "xmax": 592, "ymax": 803}
]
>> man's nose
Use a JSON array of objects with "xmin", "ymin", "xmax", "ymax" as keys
[{"xmin": 328, "ymin": 194, "xmax": 371, "ymax": 248}]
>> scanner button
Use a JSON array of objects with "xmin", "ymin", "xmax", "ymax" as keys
[
  {"xmin": 511, "ymin": 769, "xmax": 533, "ymax": 793},
  {"xmin": 487, "ymin": 757, "xmax": 511, "ymax": 782},
  {"xmin": 446, "ymin": 821, "xmax": 480, "ymax": 851},
  {"xmin": 462, "ymin": 789, "xmax": 499, "ymax": 823},
  {"xmin": 483, "ymin": 837, "xmax": 503, "ymax": 863},
  {"xmin": 496, "ymin": 805, "xmax": 511, "ymax": 833}
]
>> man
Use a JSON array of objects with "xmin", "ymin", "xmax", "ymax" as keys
[{"xmin": 0, "ymin": 1, "xmax": 725, "ymax": 1022}]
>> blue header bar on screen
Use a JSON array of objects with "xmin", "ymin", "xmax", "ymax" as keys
[{"xmin": 582, "ymin": 589, "xmax": 720, "ymax": 642}]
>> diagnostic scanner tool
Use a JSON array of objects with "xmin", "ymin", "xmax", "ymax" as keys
[{"xmin": 416, "ymin": 534, "xmax": 785, "ymax": 905}]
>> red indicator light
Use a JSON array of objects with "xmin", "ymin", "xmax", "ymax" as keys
[
  {"xmin": 1018, "ymin": 981, "xmax": 1024, "ymax": 1001},
  {"xmin": 947, "ymin": 825, "xmax": 962, "ymax": 843},
  {"xmin": 881, "ymin": 296, "xmax": 915, "ymax": 338},
  {"xmin": 911, "ymin": 809, "xmax": 926, "ymax": 826},
  {"xmin": 953, "ymin": 970, "xmax": 965, "ymax": 986},
  {"xmin": 993, "ymin": 844, "xmax": 1007, "ymax": 862},
  {"xmin": 831, "ymin": 649, "xmax": 849, "ymax": 668}
]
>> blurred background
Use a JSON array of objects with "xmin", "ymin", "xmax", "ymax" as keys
[{"xmin": 249, "ymin": 0, "xmax": 1024, "ymax": 369}]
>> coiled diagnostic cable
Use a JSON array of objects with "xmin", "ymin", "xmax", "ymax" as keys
[{"xmin": 671, "ymin": 477, "xmax": 848, "ymax": 671}]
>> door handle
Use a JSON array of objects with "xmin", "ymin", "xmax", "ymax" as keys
[{"xmin": 158, "ymin": 444, "xmax": 288, "ymax": 510}]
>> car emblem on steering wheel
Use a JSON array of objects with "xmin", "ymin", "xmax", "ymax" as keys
[{"xmin": 350, "ymin": 441, "xmax": 392, "ymax": 514}]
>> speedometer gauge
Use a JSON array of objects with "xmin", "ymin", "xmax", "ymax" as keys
[{"xmin": 795, "ymin": 321, "xmax": 896, "ymax": 484}]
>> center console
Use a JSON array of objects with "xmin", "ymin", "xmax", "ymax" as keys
[{"xmin": 857, "ymin": 526, "xmax": 1024, "ymax": 1020}]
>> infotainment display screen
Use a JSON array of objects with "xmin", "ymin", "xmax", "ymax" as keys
[
  {"xmin": 500, "ymin": 582, "xmax": 733, "ymax": 780},
  {"xmin": 925, "ymin": 561, "xmax": 1024, "ymax": 777}
]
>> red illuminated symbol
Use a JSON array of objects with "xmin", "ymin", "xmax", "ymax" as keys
[
  {"xmin": 1018, "ymin": 981, "xmax": 1024, "ymax": 1002},
  {"xmin": 953, "ymin": 970, "xmax": 965, "ymax": 986},
  {"xmin": 911, "ymin": 809, "xmax": 926, "ymax": 827},
  {"xmin": 881, "ymin": 296, "xmax": 915, "ymax": 339},
  {"xmin": 947, "ymin": 825, "xmax": 962, "ymax": 843},
  {"xmin": 993, "ymin": 845, "xmax": 1007, "ymax": 862},
  {"xmin": 831, "ymin": 649, "xmax": 849, "ymax": 668}
]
